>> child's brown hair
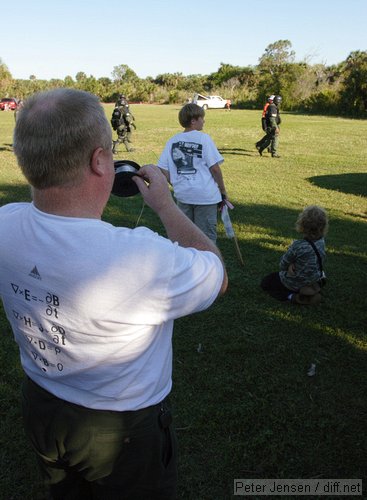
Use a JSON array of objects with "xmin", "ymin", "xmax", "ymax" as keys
[{"xmin": 178, "ymin": 103, "xmax": 205, "ymax": 128}]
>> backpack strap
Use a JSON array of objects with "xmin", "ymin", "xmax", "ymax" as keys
[{"xmin": 305, "ymin": 239, "xmax": 323, "ymax": 274}]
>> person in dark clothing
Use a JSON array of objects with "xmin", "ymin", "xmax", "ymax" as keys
[
  {"xmin": 256, "ymin": 95, "xmax": 282, "ymax": 158},
  {"xmin": 260, "ymin": 94, "xmax": 274, "ymax": 153},
  {"xmin": 261, "ymin": 95, "xmax": 274, "ymax": 132},
  {"xmin": 14, "ymin": 99, "xmax": 24, "ymax": 122},
  {"xmin": 115, "ymin": 94, "xmax": 128, "ymax": 107},
  {"xmin": 111, "ymin": 100, "xmax": 136, "ymax": 154}
]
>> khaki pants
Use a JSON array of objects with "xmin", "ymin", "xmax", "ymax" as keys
[{"xmin": 177, "ymin": 201, "xmax": 218, "ymax": 242}]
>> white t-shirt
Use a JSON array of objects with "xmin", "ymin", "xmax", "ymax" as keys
[
  {"xmin": 0, "ymin": 203, "xmax": 223, "ymax": 411},
  {"xmin": 158, "ymin": 130, "xmax": 224, "ymax": 205}
]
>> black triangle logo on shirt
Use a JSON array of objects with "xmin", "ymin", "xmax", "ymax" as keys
[{"xmin": 29, "ymin": 266, "xmax": 41, "ymax": 280}]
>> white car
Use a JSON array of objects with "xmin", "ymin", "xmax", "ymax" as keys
[{"xmin": 192, "ymin": 94, "xmax": 227, "ymax": 110}]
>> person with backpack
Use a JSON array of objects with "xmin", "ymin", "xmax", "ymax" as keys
[
  {"xmin": 261, "ymin": 94, "xmax": 275, "ymax": 132},
  {"xmin": 255, "ymin": 95, "xmax": 282, "ymax": 158},
  {"xmin": 258, "ymin": 94, "xmax": 274, "ymax": 153},
  {"xmin": 111, "ymin": 98, "xmax": 136, "ymax": 154}
]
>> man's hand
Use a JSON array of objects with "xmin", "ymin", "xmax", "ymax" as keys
[{"xmin": 133, "ymin": 164, "xmax": 175, "ymax": 214}]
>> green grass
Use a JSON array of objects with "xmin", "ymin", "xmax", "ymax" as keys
[{"xmin": 0, "ymin": 105, "xmax": 366, "ymax": 499}]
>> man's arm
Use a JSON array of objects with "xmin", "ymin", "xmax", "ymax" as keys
[
  {"xmin": 133, "ymin": 165, "xmax": 228, "ymax": 295},
  {"xmin": 269, "ymin": 117, "xmax": 279, "ymax": 133},
  {"xmin": 279, "ymin": 243, "xmax": 296, "ymax": 271}
]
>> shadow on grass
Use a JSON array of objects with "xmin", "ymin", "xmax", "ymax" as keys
[
  {"xmin": 218, "ymin": 148, "xmax": 254, "ymax": 157},
  {"xmin": 1, "ymin": 183, "xmax": 365, "ymax": 339},
  {"xmin": 0, "ymin": 144, "xmax": 14, "ymax": 152},
  {"xmin": 173, "ymin": 202, "xmax": 366, "ymax": 498},
  {"xmin": 1, "ymin": 184, "xmax": 365, "ymax": 340},
  {"xmin": 0, "ymin": 184, "xmax": 366, "ymax": 499},
  {"xmin": 220, "ymin": 202, "xmax": 366, "ymax": 330},
  {"xmin": 173, "ymin": 299, "xmax": 367, "ymax": 498},
  {"xmin": 308, "ymin": 173, "xmax": 367, "ymax": 197}
]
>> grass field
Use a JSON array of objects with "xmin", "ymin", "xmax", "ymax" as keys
[{"xmin": 0, "ymin": 104, "xmax": 366, "ymax": 500}]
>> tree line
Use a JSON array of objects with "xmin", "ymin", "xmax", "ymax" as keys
[{"xmin": 1, "ymin": 41, "xmax": 366, "ymax": 117}]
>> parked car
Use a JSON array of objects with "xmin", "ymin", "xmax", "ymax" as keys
[
  {"xmin": 0, "ymin": 98, "xmax": 18, "ymax": 111},
  {"xmin": 192, "ymin": 93, "xmax": 227, "ymax": 109}
]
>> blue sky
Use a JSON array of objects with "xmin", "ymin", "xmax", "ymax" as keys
[{"xmin": 1, "ymin": 0, "xmax": 366, "ymax": 80}]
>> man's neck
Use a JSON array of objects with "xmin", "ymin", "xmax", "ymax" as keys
[{"xmin": 32, "ymin": 185, "xmax": 105, "ymax": 219}]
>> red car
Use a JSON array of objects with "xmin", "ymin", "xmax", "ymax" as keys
[{"xmin": 0, "ymin": 98, "xmax": 18, "ymax": 110}]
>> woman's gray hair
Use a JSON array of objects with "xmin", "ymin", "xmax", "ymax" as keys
[{"xmin": 13, "ymin": 88, "xmax": 112, "ymax": 189}]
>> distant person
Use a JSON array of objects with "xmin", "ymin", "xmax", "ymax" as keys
[
  {"xmin": 158, "ymin": 103, "xmax": 230, "ymax": 243},
  {"xmin": 2, "ymin": 88, "xmax": 228, "ymax": 499},
  {"xmin": 259, "ymin": 94, "xmax": 274, "ymax": 153},
  {"xmin": 111, "ymin": 97, "xmax": 136, "ymax": 154},
  {"xmin": 225, "ymin": 99, "xmax": 231, "ymax": 111},
  {"xmin": 260, "ymin": 205, "xmax": 328, "ymax": 305},
  {"xmin": 261, "ymin": 95, "xmax": 275, "ymax": 132},
  {"xmin": 256, "ymin": 95, "xmax": 282, "ymax": 158},
  {"xmin": 14, "ymin": 99, "xmax": 24, "ymax": 122},
  {"xmin": 115, "ymin": 93, "xmax": 128, "ymax": 107}
]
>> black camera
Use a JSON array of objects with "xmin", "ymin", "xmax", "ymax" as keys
[{"xmin": 111, "ymin": 160, "xmax": 141, "ymax": 197}]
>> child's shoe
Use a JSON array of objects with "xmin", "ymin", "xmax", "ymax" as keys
[{"xmin": 291, "ymin": 293, "xmax": 322, "ymax": 305}]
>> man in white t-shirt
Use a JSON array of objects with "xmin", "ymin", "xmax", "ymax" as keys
[
  {"xmin": 158, "ymin": 103, "xmax": 230, "ymax": 242},
  {"xmin": 0, "ymin": 88, "xmax": 227, "ymax": 499}
]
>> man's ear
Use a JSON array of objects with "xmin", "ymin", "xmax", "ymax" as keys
[{"xmin": 90, "ymin": 147, "xmax": 105, "ymax": 176}]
